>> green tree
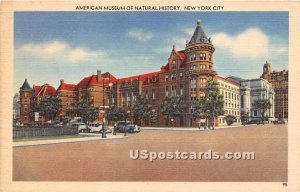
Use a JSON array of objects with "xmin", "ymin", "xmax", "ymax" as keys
[
  {"xmin": 105, "ymin": 105, "xmax": 128, "ymax": 124},
  {"xmin": 38, "ymin": 95, "xmax": 61, "ymax": 122},
  {"xmin": 105, "ymin": 105, "xmax": 121, "ymax": 124},
  {"xmin": 240, "ymin": 110, "xmax": 250, "ymax": 126},
  {"xmin": 160, "ymin": 96, "xmax": 186, "ymax": 126},
  {"xmin": 252, "ymin": 99, "xmax": 272, "ymax": 124},
  {"xmin": 71, "ymin": 101, "xmax": 99, "ymax": 127},
  {"xmin": 224, "ymin": 115, "xmax": 237, "ymax": 126},
  {"xmin": 133, "ymin": 94, "xmax": 149, "ymax": 125},
  {"xmin": 194, "ymin": 79, "xmax": 224, "ymax": 129}
]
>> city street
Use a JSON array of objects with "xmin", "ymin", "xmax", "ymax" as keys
[{"xmin": 13, "ymin": 124, "xmax": 287, "ymax": 181}]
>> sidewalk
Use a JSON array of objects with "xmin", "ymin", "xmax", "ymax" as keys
[
  {"xmin": 141, "ymin": 124, "xmax": 256, "ymax": 131},
  {"xmin": 13, "ymin": 134, "xmax": 126, "ymax": 147}
]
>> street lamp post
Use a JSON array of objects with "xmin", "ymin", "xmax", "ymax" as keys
[{"xmin": 101, "ymin": 79, "xmax": 113, "ymax": 138}]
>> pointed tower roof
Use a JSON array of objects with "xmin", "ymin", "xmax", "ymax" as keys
[
  {"xmin": 189, "ymin": 20, "xmax": 210, "ymax": 44},
  {"xmin": 20, "ymin": 78, "xmax": 32, "ymax": 90}
]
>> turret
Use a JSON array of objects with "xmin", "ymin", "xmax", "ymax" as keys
[
  {"xmin": 185, "ymin": 20, "xmax": 216, "ymax": 76},
  {"xmin": 19, "ymin": 78, "xmax": 33, "ymax": 125}
]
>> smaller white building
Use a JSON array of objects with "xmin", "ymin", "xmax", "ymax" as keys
[
  {"xmin": 216, "ymin": 76, "xmax": 241, "ymax": 126},
  {"xmin": 240, "ymin": 78, "xmax": 275, "ymax": 122}
]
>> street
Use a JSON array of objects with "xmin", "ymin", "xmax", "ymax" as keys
[{"xmin": 13, "ymin": 124, "xmax": 287, "ymax": 181}]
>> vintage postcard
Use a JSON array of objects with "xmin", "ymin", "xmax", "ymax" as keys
[{"xmin": 1, "ymin": 1, "xmax": 300, "ymax": 192}]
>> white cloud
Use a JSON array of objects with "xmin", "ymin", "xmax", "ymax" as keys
[
  {"xmin": 127, "ymin": 29, "xmax": 153, "ymax": 43},
  {"xmin": 212, "ymin": 28, "xmax": 269, "ymax": 57},
  {"xmin": 20, "ymin": 41, "xmax": 66, "ymax": 56},
  {"xmin": 18, "ymin": 40, "xmax": 106, "ymax": 62},
  {"xmin": 67, "ymin": 48, "xmax": 106, "ymax": 61}
]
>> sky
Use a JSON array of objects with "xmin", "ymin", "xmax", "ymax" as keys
[{"xmin": 14, "ymin": 11, "xmax": 288, "ymax": 93}]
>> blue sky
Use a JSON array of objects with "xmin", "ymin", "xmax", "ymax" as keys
[{"xmin": 14, "ymin": 11, "xmax": 288, "ymax": 93}]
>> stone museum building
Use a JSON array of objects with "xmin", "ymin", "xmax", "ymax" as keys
[{"xmin": 19, "ymin": 20, "xmax": 278, "ymax": 126}]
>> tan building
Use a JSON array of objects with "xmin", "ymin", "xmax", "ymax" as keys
[
  {"xmin": 216, "ymin": 76, "xmax": 241, "ymax": 126},
  {"xmin": 261, "ymin": 61, "xmax": 288, "ymax": 119}
]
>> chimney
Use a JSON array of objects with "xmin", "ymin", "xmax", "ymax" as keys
[
  {"xmin": 97, "ymin": 70, "xmax": 102, "ymax": 82},
  {"xmin": 60, "ymin": 79, "xmax": 64, "ymax": 85}
]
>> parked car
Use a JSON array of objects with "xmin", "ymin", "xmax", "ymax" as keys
[
  {"xmin": 116, "ymin": 122, "xmax": 140, "ymax": 133},
  {"xmin": 72, "ymin": 122, "xmax": 90, "ymax": 133},
  {"xmin": 88, "ymin": 123, "xmax": 103, "ymax": 133},
  {"xmin": 99, "ymin": 128, "xmax": 112, "ymax": 134},
  {"xmin": 273, "ymin": 119, "xmax": 286, "ymax": 124}
]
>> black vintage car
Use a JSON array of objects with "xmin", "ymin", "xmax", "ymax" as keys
[{"xmin": 115, "ymin": 121, "xmax": 140, "ymax": 133}]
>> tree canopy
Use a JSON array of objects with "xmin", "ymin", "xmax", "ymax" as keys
[
  {"xmin": 193, "ymin": 79, "xmax": 224, "ymax": 128},
  {"xmin": 160, "ymin": 96, "xmax": 186, "ymax": 126}
]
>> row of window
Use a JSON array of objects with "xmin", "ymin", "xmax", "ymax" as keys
[
  {"xmin": 219, "ymin": 83, "xmax": 239, "ymax": 92},
  {"xmin": 221, "ymin": 90, "xmax": 239, "ymax": 100},
  {"xmin": 166, "ymin": 85, "xmax": 184, "ymax": 97},
  {"xmin": 189, "ymin": 53, "xmax": 212, "ymax": 62},
  {"xmin": 166, "ymin": 72, "xmax": 184, "ymax": 82}
]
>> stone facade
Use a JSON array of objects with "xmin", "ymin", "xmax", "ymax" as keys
[{"xmin": 240, "ymin": 78, "xmax": 275, "ymax": 121}]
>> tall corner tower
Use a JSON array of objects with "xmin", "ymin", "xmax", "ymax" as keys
[
  {"xmin": 19, "ymin": 78, "xmax": 32, "ymax": 125},
  {"xmin": 183, "ymin": 20, "xmax": 217, "ymax": 127},
  {"xmin": 185, "ymin": 20, "xmax": 217, "ymax": 78}
]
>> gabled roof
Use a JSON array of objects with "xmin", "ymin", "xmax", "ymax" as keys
[
  {"xmin": 20, "ymin": 78, "xmax": 32, "ymax": 90},
  {"xmin": 188, "ymin": 20, "xmax": 211, "ymax": 44},
  {"xmin": 77, "ymin": 72, "xmax": 118, "ymax": 89},
  {"xmin": 34, "ymin": 84, "xmax": 57, "ymax": 96},
  {"xmin": 77, "ymin": 75, "xmax": 100, "ymax": 89},
  {"xmin": 58, "ymin": 82, "xmax": 77, "ymax": 91},
  {"xmin": 161, "ymin": 50, "xmax": 187, "ymax": 72}
]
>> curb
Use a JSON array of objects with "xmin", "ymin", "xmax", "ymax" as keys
[{"xmin": 13, "ymin": 135, "xmax": 127, "ymax": 147}]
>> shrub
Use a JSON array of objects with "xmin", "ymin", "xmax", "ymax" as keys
[{"xmin": 224, "ymin": 115, "xmax": 237, "ymax": 126}]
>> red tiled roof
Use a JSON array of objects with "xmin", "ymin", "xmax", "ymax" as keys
[
  {"xmin": 77, "ymin": 73, "xmax": 118, "ymax": 89},
  {"xmin": 77, "ymin": 75, "xmax": 100, "ymax": 89},
  {"xmin": 33, "ymin": 85, "xmax": 41, "ymax": 95},
  {"xmin": 59, "ymin": 82, "xmax": 77, "ymax": 91},
  {"xmin": 34, "ymin": 84, "xmax": 57, "ymax": 96},
  {"xmin": 116, "ymin": 71, "xmax": 160, "ymax": 84},
  {"xmin": 216, "ymin": 75, "xmax": 240, "ymax": 86},
  {"xmin": 177, "ymin": 50, "xmax": 186, "ymax": 60}
]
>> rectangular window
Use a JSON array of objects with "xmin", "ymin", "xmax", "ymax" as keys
[
  {"xmin": 166, "ymin": 86, "xmax": 169, "ymax": 97},
  {"xmin": 253, "ymin": 110, "xmax": 257, "ymax": 117},
  {"xmin": 172, "ymin": 61, "xmax": 177, "ymax": 69},
  {"xmin": 199, "ymin": 53, "xmax": 206, "ymax": 60},
  {"xmin": 152, "ymin": 89, "xmax": 155, "ymax": 100},
  {"xmin": 166, "ymin": 74, "xmax": 169, "ymax": 82},
  {"xmin": 190, "ymin": 53, "xmax": 196, "ymax": 61},
  {"xmin": 190, "ymin": 79, "xmax": 197, "ymax": 92},
  {"xmin": 180, "ymin": 72, "xmax": 183, "ymax": 79},
  {"xmin": 180, "ymin": 84, "xmax": 183, "ymax": 95}
]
